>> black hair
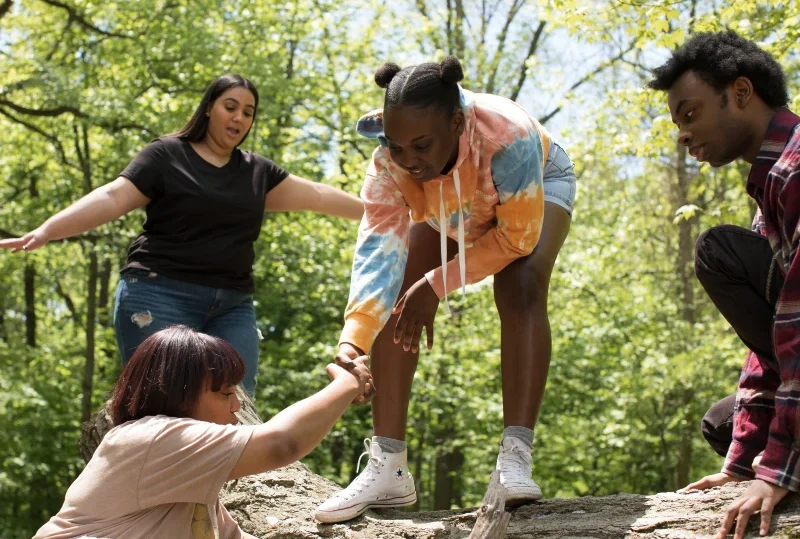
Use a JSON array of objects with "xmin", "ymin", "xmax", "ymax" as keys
[
  {"xmin": 648, "ymin": 30, "xmax": 789, "ymax": 108},
  {"xmin": 375, "ymin": 56, "xmax": 465, "ymax": 114},
  {"xmin": 171, "ymin": 74, "xmax": 259, "ymax": 146},
  {"xmin": 110, "ymin": 325, "xmax": 245, "ymax": 425}
]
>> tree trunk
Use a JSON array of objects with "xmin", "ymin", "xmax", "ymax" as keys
[
  {"xmin": 0, "ymin": 293, "xmax": 6, "ymax": 341},
  {"xmin": 24, "ymin": 263, "xmax": 35, "ymax": 347},
  {"xmin": 670, "ymin": 142, "xmax": 698, "ymax": 489},
  {"xmin": 97, "ymin": 257, "xmax": 112, "ymax": 326},
  {"xmin": 81, "ymin": 251, "xmax": 98, "ymax": 423},
  {"xmin": 434, "ymin": 440, "xmax": 464, "ymax": 510}
]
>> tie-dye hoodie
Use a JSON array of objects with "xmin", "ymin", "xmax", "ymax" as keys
[{"xmin": 340, "ymin": 88, "xmax": 549, "ymax": 353}]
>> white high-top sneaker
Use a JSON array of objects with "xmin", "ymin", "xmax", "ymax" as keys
[
  {"xmin": 314, "ymin": 438, "xmax": 417, "ymax": 523},
  {"xmin": 496, "ymin": 436, "xmax": 542, "ymax": 503}
]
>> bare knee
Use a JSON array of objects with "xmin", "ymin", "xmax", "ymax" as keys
[{"xmin": 495, "ymin": 258, "xmax": 551, "ymax": 321}]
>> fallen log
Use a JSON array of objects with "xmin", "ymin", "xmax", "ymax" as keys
[{"xmin": 80, "ymin": 389, "xmax": 800, "ymax": 539}]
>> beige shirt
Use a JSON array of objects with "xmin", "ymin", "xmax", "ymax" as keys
[{"xmin": 34, "ymin": 415, "xmax": 258, "ymax": 539}]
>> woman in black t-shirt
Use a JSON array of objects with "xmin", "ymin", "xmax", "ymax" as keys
[{"xmin": 0, "ymin": 74, "xmax": 368, "ymax": 395}]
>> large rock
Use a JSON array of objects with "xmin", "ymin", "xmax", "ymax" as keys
[
  {"xmin": 221, "ymin": 462, "xmax": 800, "ymax": 539},
  {"xmin": 82, "ymin": 388, "xmax": 800, "ymax": 538}
]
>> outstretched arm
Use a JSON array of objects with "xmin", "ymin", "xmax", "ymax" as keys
[
  {"xmin": 228, "ymin": 359, "xmax": 368, "ymax": 480},
  {"xmin": 265, "ymin": 174, "xmax": 364, "ymax": 220},
  {"xmin": 0, "ymin": 177, "xmax": 149, "ymax": 252}
]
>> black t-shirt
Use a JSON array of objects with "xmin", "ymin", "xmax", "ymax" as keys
[{"xmin": 120, "ymin": 137, "xmax": 289, "ymax": 292}]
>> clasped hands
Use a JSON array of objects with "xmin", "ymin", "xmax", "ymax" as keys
[{"xmin": 330, "ymin": 278, "xmax": 440, "ymax": 405}]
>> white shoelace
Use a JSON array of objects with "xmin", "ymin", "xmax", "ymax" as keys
[
  {"xmin": 499, "ymin": 444, "xmax": 532, "ymax": 483},
  {"xmin": 340, "ymin": 438, "xmax": 382, "ymax": 500}
]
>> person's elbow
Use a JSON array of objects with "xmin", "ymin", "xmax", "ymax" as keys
[{"xmin": 263, "ymin": 428, "xmax": 305, "ymax": 470}]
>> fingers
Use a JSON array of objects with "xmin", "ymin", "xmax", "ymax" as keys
[
  {"xmin": 717, "ymin": 497, "xmax": 752, "ymax": 539},
  {"xmin": 393, "ymin": 313, "xmax": 406, "ymax": 344},
  {"xmin": 325, "ymin": 363, "xmax": 338, "ymax": 380},
  {"xmin": 410, "ymin": 323, "xmax": 424, "ymax": 354},
  {"xmin": 352, "ymin": 355, "xmax": 370, "ymax": 368},
  {"xmin": 678, "ymin": 479, "xmax": 704, "ymax": 493},
  {"xmin": 334, "ymin": 354, "xmax": 355, "ymax": 370},
  {"xmin": 402, "ymin": 320, "xmax": 417, "ymax": 352},
  {"xmin": 425, "ymin": 322, "xmax": 434, "ymax": 350},
  {"xmin": 733, "ymin": 498, "xmax": 761, "ymax": 539},
  {"xmin": 0, "ymin": 237, "xmax": 24, "ymax": 251},
  {"xmin": 760, "ymin": 498, "xmax": 775, "ymax": 536},
  {"xmin": 718, "ymin": 498, "xmax": 745, "ymax": 539},
  {"xmin": 351, "ymin": 381, "xmax": 376, "ymax": 406},
  {"xmin": 392, "ymin": 294, "xmax": 407, "ymax": 315}
]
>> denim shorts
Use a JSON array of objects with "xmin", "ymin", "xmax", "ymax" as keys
[
  {"xmin": 113, "ymin": 269, "xmax": 261, "ymax": 394},
  {"xmin": 542, "ymin": 141, "xmax": 577, "ymax": 215}
]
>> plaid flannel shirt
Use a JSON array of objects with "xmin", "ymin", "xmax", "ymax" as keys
[{"xmin": 723, "ymin": 108, "xmax": 800, "ymax": 491}]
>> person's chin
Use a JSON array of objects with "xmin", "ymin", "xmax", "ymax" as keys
[{"xmin": 707, "ymin": 156, "xmax": 735, "ymax": 168}]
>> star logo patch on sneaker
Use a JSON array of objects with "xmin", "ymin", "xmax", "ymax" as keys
[{"xmin": 396, "ymin": 468, "xmax": 404, "ymax": 478}]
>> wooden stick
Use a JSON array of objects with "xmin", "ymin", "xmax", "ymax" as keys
[{"xmin": 468, "ymin": 470, "xmax": 511, "ymax": 538}]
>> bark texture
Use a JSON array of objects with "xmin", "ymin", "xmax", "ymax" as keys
[{"xmin": 80, "ymin": 390, "xmax": 800, "ymax": 539}]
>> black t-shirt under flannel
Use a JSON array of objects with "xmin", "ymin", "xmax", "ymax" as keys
[{"xmin": 120, "ymin": 137, "xmax": 288, "ymax": 293}]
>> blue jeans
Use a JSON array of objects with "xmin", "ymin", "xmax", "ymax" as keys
[{"xmin": 113, "ymin": 269, "xmax": 260, "ymax": 394}]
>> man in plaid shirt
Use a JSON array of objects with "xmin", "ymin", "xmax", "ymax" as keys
[{"xmin": 650, "ymin": 30, "xmax": 798, "ymax": 539}]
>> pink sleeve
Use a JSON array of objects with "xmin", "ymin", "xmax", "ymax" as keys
[{"xmin": 137, "ymin": 418, "xmax": 256, "ymax": 508}]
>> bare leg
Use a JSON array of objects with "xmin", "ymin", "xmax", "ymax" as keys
[
  {"xmin": 494, "ymin": 202, "xmax": 571, "ymax": 429},
  {"xmin": 372, "ymin": 222, "xmax": 457, "ymax": 440}
]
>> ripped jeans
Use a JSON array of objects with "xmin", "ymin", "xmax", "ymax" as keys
[{"xmin": 113, "ymin": 269, "xmax": 261, "ymax": 394}]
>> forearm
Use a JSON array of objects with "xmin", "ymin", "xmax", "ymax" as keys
[
  {"xmin": 311, "ymin": 182, "xmax": 364, "ymax": 220},
  {"xmin": 40, "ymin": 181, "xmax": 136, "ymax": 241},
  {"xmin": 262, "ymin": 376, "xmax": 359, "ymax": 464}
]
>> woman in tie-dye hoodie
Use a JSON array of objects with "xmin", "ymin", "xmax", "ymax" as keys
[{"xmin": 315, "ymin": 56, "xmax": 577, "ymax": 524}]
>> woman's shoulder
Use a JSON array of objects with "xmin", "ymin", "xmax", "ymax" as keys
[
  {"xmin": 152, "ymin": 136, "xmax": 187, "ymax": 152},
  {"xmin": 471, "ymin": 92, "xmax": 543, "ymax": 149},
  {"xmin": 240, "ymin": 149, "xmax": 280, "ymax": 168},
  {"xmin": 106, "ymin": 415, "xmax": 191, "ymax": 443}
]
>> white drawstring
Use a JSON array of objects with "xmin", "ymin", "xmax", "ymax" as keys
[
  {"xmin": 453, "ymin": 169, "xmax": 467, "ymax": 297},
  {"xmin": 438, "ymin": 170, "xmax": 467, "ymax": 315}
]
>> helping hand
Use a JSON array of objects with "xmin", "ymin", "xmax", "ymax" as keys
[
  {"xmin": 392, "ymin": 278, "xmax": 440, "ymax": 354},
  {"xmin": 0, "ymin": 227, "xmax": 50, "ymax": 253},
  {"xmin": 334, "ymin": 343, "xmax": 375, "ymax": 405}
]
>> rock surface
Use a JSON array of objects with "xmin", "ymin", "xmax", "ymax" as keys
[{"xmin": 82, "ymin": 388, "xmax": 800, "ymax": 538}]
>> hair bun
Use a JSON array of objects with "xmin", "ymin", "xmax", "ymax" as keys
[
  {"xmin": 439, "ymin": 56, "xmax": 464, "ymax": 84},
  {"xmin": 375, "ymin": 63, "xmax": 402, "ymax": 89}
]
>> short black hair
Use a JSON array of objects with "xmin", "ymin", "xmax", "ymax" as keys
[
  {"xmin": 648, "ymin": 30, "xmax": 789, "ymax": 108},
  {"xmin": 110, "ymin": 326, "xmax": 245, "ymax": 425},
  {"xmin": 374, "ymin": 56, "xmax": 465, "ymax": 114}
]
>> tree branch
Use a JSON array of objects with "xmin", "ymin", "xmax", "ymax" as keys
[
  {"xmin": 53, "ymin": 279, "xmax": 80, "ymax": 324},
  {"xmin": 0, "ymin": 0, "xmax": 12, "ymax": 20},
  {"xmin": 509, "ymin": 19, "xmax": 546, "ymax": 101},
  {"xmin": 40, "ymin": 0, "xmax": 132, "ymax": 38},
  {"xmin": 312, "ymin": 115, "xmax": 369, "ymax": 161},
  {"xmin": 45, "ymin": 19, "xmax": 73, "ymax": 62},
  {"xmin": 485, "ymin": 0, "xmax": 526, "ymax": 94},
  {"xmin": 0, "ymin": 98, "xmax": 85, "ymax": 118},
  {"xmin": 539, "ymin": 43, "xmax": 637, "ymax": 125},
  {"xmin": 415, "ymin": 0, "xmax": 444, "ymax": 52},
  {"xmin": 0, "ymin": 106, "xmax": 78, "ymax": 170}
]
